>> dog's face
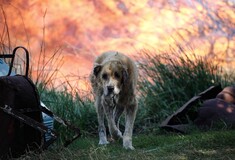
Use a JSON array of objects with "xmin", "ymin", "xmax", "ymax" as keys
[{"xmin": 93, "ymin": 61, "xmax": 128, "ymax": 97}]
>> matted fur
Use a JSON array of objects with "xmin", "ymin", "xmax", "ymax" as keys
[{"xmin": 90, "ymin": 51, "xmax": 138, "ymax": 150}]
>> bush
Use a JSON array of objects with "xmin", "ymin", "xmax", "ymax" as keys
[
  {"xmin": 38, "ymin": 85, "xmax": 97, "ymax": 143},
  {"xmin": 138, "ymin": 47, "xmax": 231, "ymax": 125}
]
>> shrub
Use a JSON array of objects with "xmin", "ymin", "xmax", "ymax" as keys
[
  {"xmin": 38, "ymin": 85, "xmax": 97, "ymax": 143},
  {"xmin": 138, "ymin": 47, "xmax": 231, "ymax": 125}
]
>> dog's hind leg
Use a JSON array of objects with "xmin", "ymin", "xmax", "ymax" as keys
[
  {"xmin": 114, "ymin": 105, "xmax": 124, "ymax": 130},
  {"xmin": 96, "ymin": 96, "xmax": 109, "ymax": 145}
]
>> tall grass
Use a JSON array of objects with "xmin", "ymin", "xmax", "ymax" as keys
[
  {"xmin": 137, "ymin": 47, "xmax": 233, "ymax": 127},
  {"xmin": 37, "ymin": 45, "xmax": 235, "ymax": 139},
  {"xmin": 35, "ymin": 44, "xmax": 235, "ymax": 141},
  {"xmin": 38, "ymin": 86, "xmax": 97, "ymax": 142}
]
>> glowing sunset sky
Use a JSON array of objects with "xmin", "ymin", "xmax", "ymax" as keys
[{"xmin": 0, "ymin": 0, "xmax": 234, "ymax": 91}]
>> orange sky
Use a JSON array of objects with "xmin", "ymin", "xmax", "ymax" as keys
[{"xmin": 0, "ymin": 0, "xmax": 234, "ymax": 91}]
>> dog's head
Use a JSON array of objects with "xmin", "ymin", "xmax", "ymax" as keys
[{"xmin": 93, "ymin": 61, "xmax": 128, "ymax": 97}]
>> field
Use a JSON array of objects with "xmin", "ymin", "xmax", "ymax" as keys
[
  {"xmin": 20, "ymin": 130, "xmax": 235, "ymax": 160},
  {"xmin": 1, "ymin": 2, "xmax": 235, "ymax": 159},
  {"xmin": 14, "ymin": 49, "xmax": 235, "ymax": 160}
]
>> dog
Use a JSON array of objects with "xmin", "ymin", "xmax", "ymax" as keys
[{"xmin": 90, "ymin": 51, "xmax": 138, "ymax": 150}]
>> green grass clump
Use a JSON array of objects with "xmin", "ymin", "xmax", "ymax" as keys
[
  {"xmin": 138, "ymin": 48, "xmax": 232, "ymax": 125},
  {"xmin": 38, "ymin": 85, "xmax": 97, "ymax": 142}
]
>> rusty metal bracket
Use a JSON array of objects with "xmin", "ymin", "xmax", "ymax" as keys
[{"xmin": 0, "ymin": 105, "xmax": 58, "ymax": 149}]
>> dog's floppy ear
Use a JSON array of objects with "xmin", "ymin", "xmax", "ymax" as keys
[
  {"xmin": 122, "ymin": 67, "xmax": 128, "ymax": 84},
  {"xmin": 93, "ymin": 63, "xmax": 102, "ymax": 77}
]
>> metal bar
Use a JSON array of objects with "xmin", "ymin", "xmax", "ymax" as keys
[
  {"xmin": 41, "ymin": 106, "xmax": 81, "ymax": 134},
  {"xmin": 0, "ymin": 105, "xmax": 57, "ymax": 139},
  {"xmin": 0, "ymin": 104, "xmax": 81, "ymax": 148},
  {"xmin": 41, "ymin": 106, "xmax": 81, "ymax": 147},
  {"xmin": 0, "ymin": 54, "xmax": 14, "ymax": 58},
  {"xmin": 8, "ymin": 46, "xmax": 29, "ymax": 77}
]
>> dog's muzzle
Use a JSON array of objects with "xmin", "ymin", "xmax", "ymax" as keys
[
  {"xmin": 107, "ymin": 86, "xmax": 114, "ymax": 94},
  {"xmin": 104, "ymin": 85, "xmax": 114, "ymax": 96}
]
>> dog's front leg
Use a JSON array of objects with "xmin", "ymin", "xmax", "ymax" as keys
[
  {"xmin": 123, "ymin": 103, "xmax": 138, "ymax": 150},
  {"xmin": 96, "ymin": 96, "xmax": 109, "ymax": 145},
  {"xmin": 102, "ymin": 96, "xmax": 122, "ymax": 140}
]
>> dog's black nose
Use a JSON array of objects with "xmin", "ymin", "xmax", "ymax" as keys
[{"xmin": 107, "ymin": 86, "xmax": 114, "ymax": 93}]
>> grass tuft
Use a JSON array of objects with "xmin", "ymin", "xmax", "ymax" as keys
[{"xmin": 137, "ymin": 47, "xmax": 232, "ymax": 127}]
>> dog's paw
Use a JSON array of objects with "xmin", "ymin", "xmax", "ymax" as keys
[
  {"xmin": 124, "ymin": 145, "xmax": 135, "ymax": 150},
  {"xmin": 116, "ymin": 129, "xmax": 123, "ymax": 138},
  {"xmin": 112, "ymin": 129, "xmax": 123, "ymax": 140},
  {"xmin": 123, "ymin": 137, "xmax": 135, "ymax": 150},
  {"xmin": 99, "ymin": 139, "xmax": 110, "ymax": 145}
]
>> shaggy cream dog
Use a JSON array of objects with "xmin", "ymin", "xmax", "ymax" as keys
[{"xmin": 90, "ymin": 51, "xmax": 138, "ymax": 150}]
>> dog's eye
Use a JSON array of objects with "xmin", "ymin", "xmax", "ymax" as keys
[
  {"xmin": 102, "ymin": 73, "xmax": 108, "ymax": 80},
  {"xmin": 114, "ymin": 72, "xmax": 120, "ymax": 79}
]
